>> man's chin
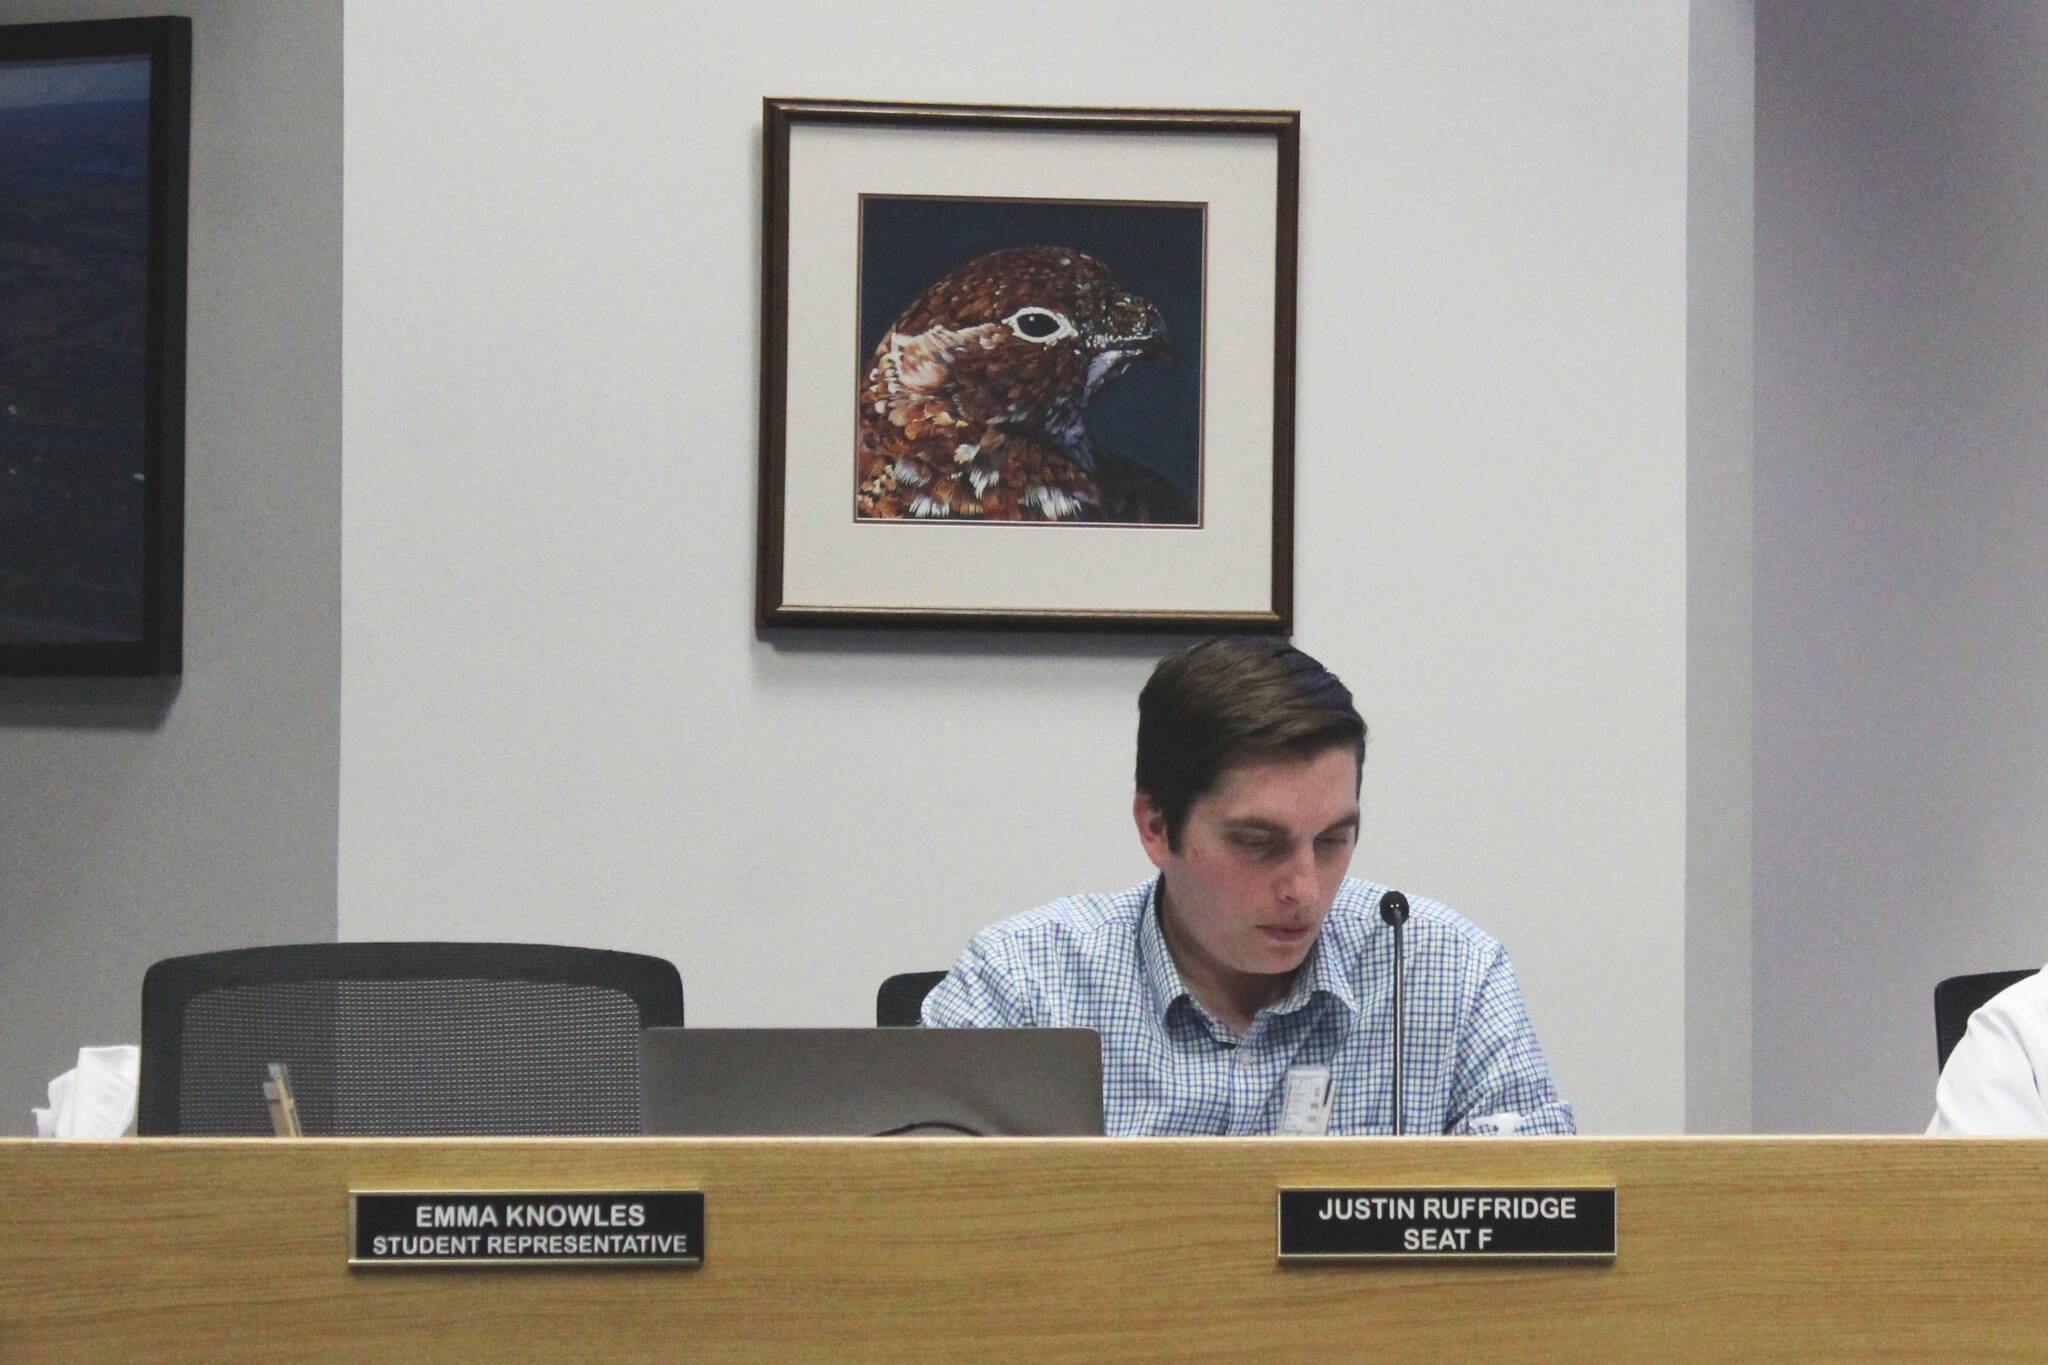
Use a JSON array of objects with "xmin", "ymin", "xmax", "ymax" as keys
[{"xmin": 1246, "ymin": 928, "xmax": 1319, "ymax": 971}]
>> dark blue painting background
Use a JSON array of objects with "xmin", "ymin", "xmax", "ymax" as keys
[
  {"xmin": 0, "ymin": 68, "xmax": 151, "ymax": 643},
  {"xmin": 857, "ymin": 196, "xmax": 1205, "ymax": 509}
]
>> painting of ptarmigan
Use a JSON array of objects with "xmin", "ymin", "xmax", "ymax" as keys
[{"xmin": 855, "ymin": 245, "xmax": 1194, "ymax": 524}]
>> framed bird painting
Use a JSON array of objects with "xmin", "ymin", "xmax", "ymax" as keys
[{"xmin": 758, "ymin": 98, "xmax": 1298, "ymax": 633}]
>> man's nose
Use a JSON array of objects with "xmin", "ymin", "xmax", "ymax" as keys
[{"xmin": 1276, "ymin": 845, "xmax": 1317, "ymax": 904}]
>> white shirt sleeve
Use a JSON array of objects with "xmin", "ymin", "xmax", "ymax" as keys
[{"xmin": 1927, "ymin": 981, "xmax": 2048, "ymax": 1135}]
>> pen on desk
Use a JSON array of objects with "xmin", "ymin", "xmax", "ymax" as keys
[{"xmin": 263, "ymin": 1061, "xmax": 302, "ymax": 1137}]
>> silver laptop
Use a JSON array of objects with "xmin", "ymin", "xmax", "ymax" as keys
[{"xmin": 639, "ymin": 1027, "xmax": 1103, "ymax": 1136}]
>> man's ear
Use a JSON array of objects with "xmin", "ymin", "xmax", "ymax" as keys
[{"xmin": 1133, "ymin": 791, "xmax": 1173, "ymax": 871}]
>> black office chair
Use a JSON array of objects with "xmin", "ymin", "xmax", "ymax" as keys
[
  {"xmin": 139, "ymin": 942, "xmax": 684, "ymax": 1136},
  {"xmin": 1934, "ymin": 969, "xmax": 2038, "ymax": 1071},
  {"xmin": 876, "ymin": 970, "xmax": 949, "ymax": 1027}
]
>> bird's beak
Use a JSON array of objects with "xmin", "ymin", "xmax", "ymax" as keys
[{"xmin": 1096, "ymin": 297, "xmax": 1172, "ymax": 363}]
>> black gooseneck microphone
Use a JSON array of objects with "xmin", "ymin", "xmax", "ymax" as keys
[{"xmin": 1377, "ymin": 889, "xmax": 1411, "ymax": 1136}]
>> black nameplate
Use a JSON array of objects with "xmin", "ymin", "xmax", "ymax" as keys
[
  {"xmin": 1278, "ymin": 1187, "xmax": 1615, "ymax": 1259},
  {"xmin": 349, "ymin": 1191, "xmax": 703, "ymax": 1267}
]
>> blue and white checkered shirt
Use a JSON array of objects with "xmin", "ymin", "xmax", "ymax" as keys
[{"xmin": 922, "ymin": 877, "xmax": 1573, "ymax": 1137}]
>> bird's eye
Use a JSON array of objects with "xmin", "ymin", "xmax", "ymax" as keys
[{"xmin": 1003, "ymin": 306, "xmax": 1075, "ymax": 344}]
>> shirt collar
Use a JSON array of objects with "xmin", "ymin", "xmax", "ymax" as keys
[
  {"xmin": 1276, "ymin": 929, "xmax": 1360, "ymax": 1018},
  {"xmin": 1136, "ymin": 878, "xmax": 1189, "ymax": 1027},
  {"xmin": 1136, "ymin": 877, "xmax": 1361, "ymax": 1026}
]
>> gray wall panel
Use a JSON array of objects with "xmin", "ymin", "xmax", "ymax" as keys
[
  {"xmin": 1756, "ymin": 0, "xmax": 2048, "ymax": 1131},
  {"xmin": 0, "ymin": 0, "xmax": 341, "ymax": 1132}
]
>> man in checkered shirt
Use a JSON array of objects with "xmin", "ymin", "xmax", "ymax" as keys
[{"xmin": 922, "ymin": 637, "xmax": 1573, "ymax": 1137}]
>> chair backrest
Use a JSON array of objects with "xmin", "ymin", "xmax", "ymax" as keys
[
  {"xmin": 876, "ymin": 970, "xmax": 949, "ymax": 1027},
  {"xmin": 1934, "ymin": 969, "xmax": 2038, "ymax": 1071},
  {"xmin": 139, "ymin": 942, "xmax": 683, "ymax": 1136}
]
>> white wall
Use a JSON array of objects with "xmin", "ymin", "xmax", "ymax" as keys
[
  {"xmin": 1755, "ymin": 1, "xmax": 2048, "ymax": 1131},
  {"xmin": 0, "ymin": 0, "xmax": 342, "ymax": 1131},
  {"xmin": 342, "ymin": 1, "xmax": 1695, "ymax": 1132},
  {"xmin": 1686, "ymin": 0, "xmax": 1755, "ymax": 1133}
]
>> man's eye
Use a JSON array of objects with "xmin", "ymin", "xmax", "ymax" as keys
[
  {"xmin": 1316, "ymin": 831, "xmax": 1355, "ymax": 853},
  {"xmin": 1231, "ymin": 834, "xmax": 1279, "ymax": 857}
]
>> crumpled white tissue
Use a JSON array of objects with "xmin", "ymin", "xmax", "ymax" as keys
[{"xmin": 32, "ymin": 1045, "xmax": 140, "ymax": 1138}]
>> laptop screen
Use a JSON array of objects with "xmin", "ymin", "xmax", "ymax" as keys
[{"xmin": 639, "ymin": 1027, "xmax": 1104, "ymax": 1136}]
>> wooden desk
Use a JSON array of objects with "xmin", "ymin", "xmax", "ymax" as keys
[{"xmin": 0, "ymin": 1136, "xmax": 2037, "ymax": 1361}]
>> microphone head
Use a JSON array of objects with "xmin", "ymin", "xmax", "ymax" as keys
[{"xmin": 1378, "ymin": 890, "xmax": 1410, "ymax": 927}]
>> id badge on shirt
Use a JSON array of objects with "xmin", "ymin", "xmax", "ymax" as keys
[{"xmin": 1279, "ymin": 1065, "xmax": 1334, "ymax": 1136}]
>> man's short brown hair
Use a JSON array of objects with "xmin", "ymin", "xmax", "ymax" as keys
[{"xmin": 1135, "ymin": 637, "xmax": 1367, "ymax": 849}]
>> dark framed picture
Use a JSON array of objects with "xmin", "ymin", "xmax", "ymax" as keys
[
  {"xmin": 758, "ymin": 99, "xmax": 1298, "ymax": 633},
  {"xmin": 0, "ymin": 16, "xmax": 189, "ymax": 675}
]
